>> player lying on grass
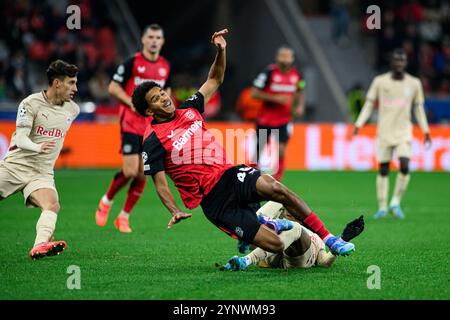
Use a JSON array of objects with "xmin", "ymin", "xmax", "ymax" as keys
[
  {"xmin": 221, "ymin": 202, "xmax": 365, "ymax": 271},
  {"xmin": 132, "ymin": 28, "xmax": 356, "ymax": 260}
]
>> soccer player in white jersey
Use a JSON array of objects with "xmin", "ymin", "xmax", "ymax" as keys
[
  {"xmin": 351, "ymin": 49, "xmax": 431, "ymax": 219},
  {"xmin": 0, "ymin": 60, "xmax": 80, "ymax": 259},
  {"xmin": 221, "ymin": 202, "xmax": 364, "ymax": 271}
]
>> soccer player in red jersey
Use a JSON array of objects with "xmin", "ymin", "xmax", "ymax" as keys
[
  {"xmin": 132, "ymin": 29, "xmax": 355, "ymax": 258},
  {"xmin": 252, "ymin": 46, "xmax": 305, "ymax": 181},
  {"xmin": 95, "ymin": 24, "xmax": 172, "ymax": 233}
]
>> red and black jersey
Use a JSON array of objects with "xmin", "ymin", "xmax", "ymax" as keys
[
  {"xmin": 142, "ymin": 92, "xmax": 233, "ymax": 209},
  {"xmin": 252, "ymin": 63, "xmax": 303, "ymax": 127},
  {"xmin": 112, "ymin": 52, "xmax": 171, "ymax": 136}
]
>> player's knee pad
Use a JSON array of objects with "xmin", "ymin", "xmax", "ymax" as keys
[
  {"xmin": 399, "ymin": 157, "xmax": 409, "ymax": 175},
  {"xmin": 379, "ymin": 163, "xmax": 390, "ymax": 176}
]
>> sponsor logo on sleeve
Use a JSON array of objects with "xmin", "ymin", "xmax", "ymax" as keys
[{"xmin": 17, "ymin": 104, "xmax": 27, "ymax": 122}]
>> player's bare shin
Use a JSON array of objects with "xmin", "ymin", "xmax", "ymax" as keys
[{"xmin": 256, "ymin": 174, "xmax": 311, "ymax": 220}]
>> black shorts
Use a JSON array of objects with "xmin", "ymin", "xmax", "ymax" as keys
[
  {"xmin": 256, "ymin": 123, "xmax": 292, "ymax": 144},
  {"xmin": 121, "ymin": 132, "xmax": 143, "ymax": 155},
  {"xmin": 200, "ymin": 165, "xmax": 262, "ymax": 243}
]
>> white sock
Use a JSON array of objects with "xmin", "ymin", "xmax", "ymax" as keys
[
  {"xmin": 376, "ymin": 175, "xmax": 389, "ymax": 211},
  {"xmin": 119, "ymin": 210, "xmax": 130, "ymax": 219},
  {"xmin": 390, "ymin": 173, "xmax": 410, "ymax": 207},
  {"xmin": 323, "ymin": 234, "xmax": 334, "ymax": 243},
  {"xmin": 34, "ymin": 210, "xmax": 58, "ymax": 246},
  {"xmin": 102, "ymin": 194, "xmax": 113, "ymax": 205}
]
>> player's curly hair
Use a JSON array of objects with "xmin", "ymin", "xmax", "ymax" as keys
[{"xmin": 132, "ymin": 81, "xmax": 162, "ymax": 116}]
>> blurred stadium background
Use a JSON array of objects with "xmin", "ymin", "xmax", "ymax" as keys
[
  {"xmin": 0, "ymin": 0, "xmax": 449, "ymax": 172},
  {"xmin": 1, "ymin": 0, "xmax": 449, "ymax": 301}
]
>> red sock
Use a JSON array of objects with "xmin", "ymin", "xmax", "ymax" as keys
[
  {"xmin": 106, "ymin": 171, "xmax": 131, "ymax": 200},
  {"xmin": 123, "ymin": 178, "xmax": 147, "ymax": 213},
  {"xmin": 274, "ymin": 157, "xmax": 285, "ymax": 181},
  {"xmin": 302, "ymin": 211, "xmax": 331, "ymax": 240}
]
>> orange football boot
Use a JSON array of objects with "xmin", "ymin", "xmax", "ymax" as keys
[
  {"xmin": 114, "ymin": 216, "xmax": 132, "ymax": 233},
  {"xmin": 29, "ymin": 239, "xmax": 67, "ymax": 260},
  {"xmin": 95, "ymin": 197, "xmax": 112, "ymax": 226}
]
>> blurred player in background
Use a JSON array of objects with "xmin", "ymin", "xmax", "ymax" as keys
[
  {"xmin": 133, "ymin": 29, "xmax": 355, "ymax": 259},
  {"xmin": 95, "ymin": 24, "xmax": 171, "ymax": 233},
  {"xmin": 252, "ymin": 46, "xmax": 305, "ymax": 181},
  {"xmin": 221, "ymin": 201, "xmax": 364, "ymax": 271},
  {"xmin": 352, "ymin": 48, "xmax": 431, "ymax": 219},
  {"xmin": 0, "ymin": 60, "xmax": 79, "ymax": 259}
]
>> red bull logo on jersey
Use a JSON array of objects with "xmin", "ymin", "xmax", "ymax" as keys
[
  {"xmin": 383, "ymin": 97, "xmax": 410, "ymax": 108},
  {"xmin": 36, "ymin": 126, "xmax": 65, "ymax": 138},
  {"xmin": 172, "ymin": 120, "xmax": 203, "ymax": 151}
]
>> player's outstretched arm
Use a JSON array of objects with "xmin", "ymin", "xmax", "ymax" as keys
[
  {"xmin": 198, "ymin": 28, "xmax": 228, "ymax": 104},
  {"xmin": 152, "ymin": 171, "xmax": 192, "ymax": 229}
]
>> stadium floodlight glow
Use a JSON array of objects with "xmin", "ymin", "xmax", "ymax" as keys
[{"xmin": 80, "ymin": 102, "xmax": 96, "ymax": 113}]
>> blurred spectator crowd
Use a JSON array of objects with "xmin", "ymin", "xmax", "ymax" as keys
[
  {"xmin": 361, "ymin": 0, "xmax": 450, "ymax": 96},
  {"xmin": 0, "ymin": 0, "xmax": 116, "ymax": 103}
]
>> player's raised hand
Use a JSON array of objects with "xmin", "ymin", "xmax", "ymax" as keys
[
  {"xmin": 211, "ymin": 28, "xmax": 228, "ymax": 50},
  {"xmin": 40, "ymin": 140, "xmax": 56, "ymax": 153},
  {"xmin": 167, "ymin": 212, "xmax": 192, "ymax": 229}
]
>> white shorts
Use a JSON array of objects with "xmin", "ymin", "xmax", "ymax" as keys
[
  {"xmin": 0, "ymin": 161, "xmax": 58, "ymax": 207},
  {"xmin": 376, "ymin": 140, "xmax": 412, "ymax": 163}
]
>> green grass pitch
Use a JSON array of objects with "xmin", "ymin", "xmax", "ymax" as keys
[{"xmin": 0, "ymin": 169, "xmax": 449, "ymax": 299}]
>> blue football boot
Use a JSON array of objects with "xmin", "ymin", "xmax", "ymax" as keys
[
  {"xmin": 223, "ymin": 255, "xmax": 248, "ymax": 271},
  {"xmin": 325, "ymin": 236, "xmax": 355, "ymax": 256},
  {"xmin": 390, "ymin": 204, "xmax": 405, "ymax": 219},
  {"xmin": 257, "ymin": 214, "xmax": 293, "ymax": 234},
  {"xmin": 373, "ymin": 209, "xmax": 387, "ymax": 219}
]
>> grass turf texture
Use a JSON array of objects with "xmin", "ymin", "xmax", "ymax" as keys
[{"xmin": 0, "ymin": 169, "xmax": 449, "ymax": 300}]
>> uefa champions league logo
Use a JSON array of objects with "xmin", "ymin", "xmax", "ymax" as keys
[{"xmin": 235, "ymin": 227, "xmax": 244, "ymax": 238}]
